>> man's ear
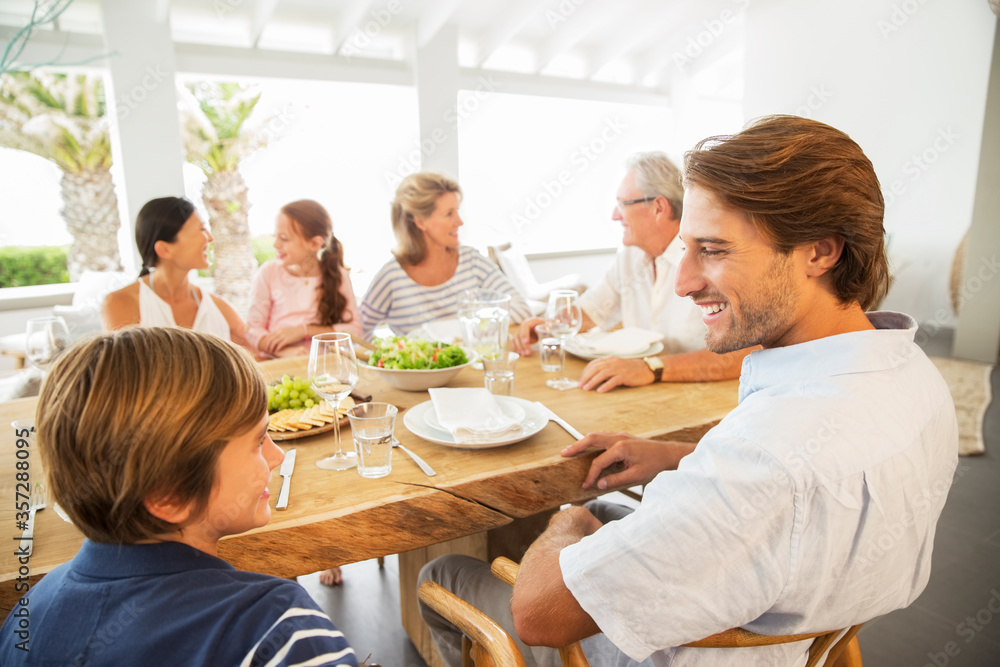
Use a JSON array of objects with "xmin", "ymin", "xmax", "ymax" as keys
[
  {"xmin": 654, "ymin": 196, "xmax": 675, "ymax": 221},
  {"xmin": 145, "ymin": 493, "xmax": 193, "ymax": 525},
  {"xmin": 804, "ymin": 235, "xmax": 845, "ymax": 277}
]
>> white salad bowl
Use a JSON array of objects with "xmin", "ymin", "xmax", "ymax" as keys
[{"xmin": 363, "ymin": 359, "xmax": 474, "ymax": 392}]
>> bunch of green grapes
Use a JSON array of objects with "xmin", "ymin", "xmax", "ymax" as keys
[{"xmin": 268, "ymin": 375, "xmax": 319, "ymax": 412}]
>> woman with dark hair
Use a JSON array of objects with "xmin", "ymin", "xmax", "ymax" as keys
[
  {"xmin": 248, "ymin": 199, "xmax": 362, "ymax": 358},
  {"xmin": 101, "ymin": 196, "xmax": 253, "ymax": 352}
]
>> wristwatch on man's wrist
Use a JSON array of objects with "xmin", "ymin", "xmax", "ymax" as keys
[{"xmin": 642, "ymin": 355, "xmax": 664, "ymax": 382}]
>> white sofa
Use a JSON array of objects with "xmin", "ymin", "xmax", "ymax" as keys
[{"xmin": 0, "ymin": 270, "xmax": 132, "ymax": 400}]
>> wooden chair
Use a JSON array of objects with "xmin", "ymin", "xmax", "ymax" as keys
[
  {"xmin": 490, "ymin": 557, "xmax": 863, "ymax": 667},
  {"xmin": 418, "ymin": 580, "xmax": 526, "ymax": 667}
]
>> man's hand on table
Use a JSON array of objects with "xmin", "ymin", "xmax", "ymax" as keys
[
  {"xmin": 561, "ymin": 432, "xmax": 696, "ymax": 490},
  {"xmin": 579, "ymin": 356, "xmax": 655, "ymax": 392}
]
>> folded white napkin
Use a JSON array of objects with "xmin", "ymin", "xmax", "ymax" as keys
[
  {"xmin": 572, "ymin": 327, "xmax": 663, "ymax": 355},
  {"xmin": 428, "ymin": 387, "xmax": 523, "ymax": 444}
]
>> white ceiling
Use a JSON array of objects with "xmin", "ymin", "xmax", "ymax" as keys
[{"xmin": 0, "ymin": 0, "xmax": 744, "ymax": 97}]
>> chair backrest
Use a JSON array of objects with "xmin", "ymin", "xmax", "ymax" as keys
[
  {"xmin": 490, "ymin": 557, "xmax": 863, "ymax": 667},
  {"xmin": 418, "ymin": 580, "xmax": 526, "ymax": 667},
  {"xmin": 487, "ymin": 243, "xmax": 585, "ymax": 302}
]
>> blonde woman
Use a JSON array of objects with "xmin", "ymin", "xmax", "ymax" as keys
[
  {"xmin": 359, "ymin": 172, "xmax": 531, "ymax": 339},
  {"xmin": 0, "ymin": 328, "xmax": 358, "ymax": 666}
]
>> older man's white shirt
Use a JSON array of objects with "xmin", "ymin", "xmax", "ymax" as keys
[{"xmin": 577, "ymin": 236, "xmax": 705, "ymax": 353}]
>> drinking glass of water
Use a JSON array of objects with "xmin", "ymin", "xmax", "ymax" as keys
[
  {"xmin": 25, "ymin": 316, "xmax": 71, "ymax": 374},
  {"xmin": 543, "ymin": 290, "xmax": 581, "ymax": 390},
  {"xmin": 346, "ymin": 402, "xmax": 397, "ymax": 479},
  {"xmin": 482, "ymin": 351, "xmax": 519, "ymax": 396}
]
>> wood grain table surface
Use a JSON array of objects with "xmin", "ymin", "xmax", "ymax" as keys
[{"xmin": 0, "ymin": 349, "xmax": 738, "ymax": 604}]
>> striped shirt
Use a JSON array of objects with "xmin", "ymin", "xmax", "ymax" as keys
[
  {"xmin": 360, "ymin": 245, "xmax": 531, "ymax": 339},
  {"xmin": 0, "ymin": 540, "xmax": 358, "ymax": 667}
]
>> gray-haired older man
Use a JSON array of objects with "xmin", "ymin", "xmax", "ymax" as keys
[{"xmin": 513, "ymin": 152, "xmax": 750, "ymax": 392}]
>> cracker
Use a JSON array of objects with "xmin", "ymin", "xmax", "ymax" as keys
[
  {"xmin": 337, "ymin": 395, "xmax": 356, "ymax": 417},
  {"xmin": 297, "ymin": 406, "xmax": 327, "ymax": 427},
  {"xmin": 271, "ymin": 409, "xmax": 306, "ymax": 431}
]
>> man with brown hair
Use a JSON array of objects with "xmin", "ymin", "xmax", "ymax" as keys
[{"xmin": 420, "ymin": 116, "xmax": 958, "ymax": 666}]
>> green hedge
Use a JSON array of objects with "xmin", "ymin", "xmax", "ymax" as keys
[
  {"xmin": 1, "ymin": 237, "xmax": 275, "ymax": 288},
  {"xmin": 0, "ymin": 246, "xmax": 70, "ymax": 288}
]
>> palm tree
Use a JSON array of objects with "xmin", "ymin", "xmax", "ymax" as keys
[
  {"xmin": 180, "ymin": 82, "xmax": 280, "ymax": 315},
  {"xmin": 0, "ymin": 71, "xmax": 122, "ymax": 280}
]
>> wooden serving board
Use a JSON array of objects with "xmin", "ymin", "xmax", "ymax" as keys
[{"xmin": 268, "ymin": 392, "xmax": 370, "ymax": 441}]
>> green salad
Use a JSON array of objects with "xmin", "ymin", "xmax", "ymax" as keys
[{"xmin": 369, "ymin": 336, "xmax": 469, "ymax": 370}]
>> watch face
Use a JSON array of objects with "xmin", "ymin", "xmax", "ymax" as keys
[{"xmin": 644, "ymin": 356, "xmax": 664, "ymax": 371}]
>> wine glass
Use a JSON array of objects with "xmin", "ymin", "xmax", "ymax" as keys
[
  {"xmin": 308, "ymin": 332, "xmax": 359, "ymax": 470},
  {"xmin": 25, "ymin": 316, "xmax": 71, "ymax": 374},
  {"xmin": 543, "ymin": 290, "xmax": 582, "ymax": 390}
]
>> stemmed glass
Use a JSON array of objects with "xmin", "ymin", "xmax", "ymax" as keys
[
  {"xmin": 308, "ymin": 332, "xmax": 359, "ymax": 470},
  {"xmin": 544, "ymin": 290, "xmax": 582, "ymax": 390},
  {"xmin": 25, "ymin": 316, "xmax": 71, "ymax": 374}
]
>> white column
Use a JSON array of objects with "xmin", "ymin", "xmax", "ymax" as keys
[
  {"xmin": 414, "ymin": 23, "xmax": 459, "ymax": 176},
  {"xmin": 100, "ymin": 0, "xmax": 185, "ymax": 272},
  {"xmin": 953, "ymin": 18, "xmax": 1000, "ymax": 363}
]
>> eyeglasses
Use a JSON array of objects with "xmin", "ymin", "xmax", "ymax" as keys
[{"xmin": 615, "ymin": 196, "xmax": 657, "ymax": 211}]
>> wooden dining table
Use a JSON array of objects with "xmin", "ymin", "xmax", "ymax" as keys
[{"xmin": 0, "ymin": 349, "xmax": 738, "ymax": 665}]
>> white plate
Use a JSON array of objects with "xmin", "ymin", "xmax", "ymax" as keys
[
  {"xmin": 410, "ymin": 318, "xmax": 463, "ymax": 343},
  {"xmin": 404, "ymin": 396, "xmax": 547, "ymax": 449},
  {"xmin": 564, "ymin": 339, "xmax": 665, "ymax": 361}
]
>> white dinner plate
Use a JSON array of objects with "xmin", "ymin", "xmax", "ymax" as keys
[
  {"xmin": 564, "ymin": 339, "xmax": 665, "ymax": 361},
  {"xmin": 404, "ymin": 396, "xmax": 547, "ymax": 449}
]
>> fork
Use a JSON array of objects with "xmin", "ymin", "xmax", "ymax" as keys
[
  {"xmin": 392, "ymin": 438, "xmax": 437, "ymax": 477},
  {"xmin": 19, "ymin": 483, "xmax": 47, "ymax": 557}
]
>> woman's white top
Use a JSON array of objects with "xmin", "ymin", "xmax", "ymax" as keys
[{"xmin": 138, "ymin": 278, "xmax": 231, "ymax": 341}]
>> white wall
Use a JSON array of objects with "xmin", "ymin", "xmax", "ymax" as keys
[{"xmin": 743, "ymin": 0, "xmax": 997, "ymax": 325}]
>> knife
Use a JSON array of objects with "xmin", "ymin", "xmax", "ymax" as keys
[
  {"xmin": 276, "ymin": 448, "xmax": 296, "ymax": 510},
  {"xmin": 534, "ymin": 401, "xmax": 585, "ymax": 441}
]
